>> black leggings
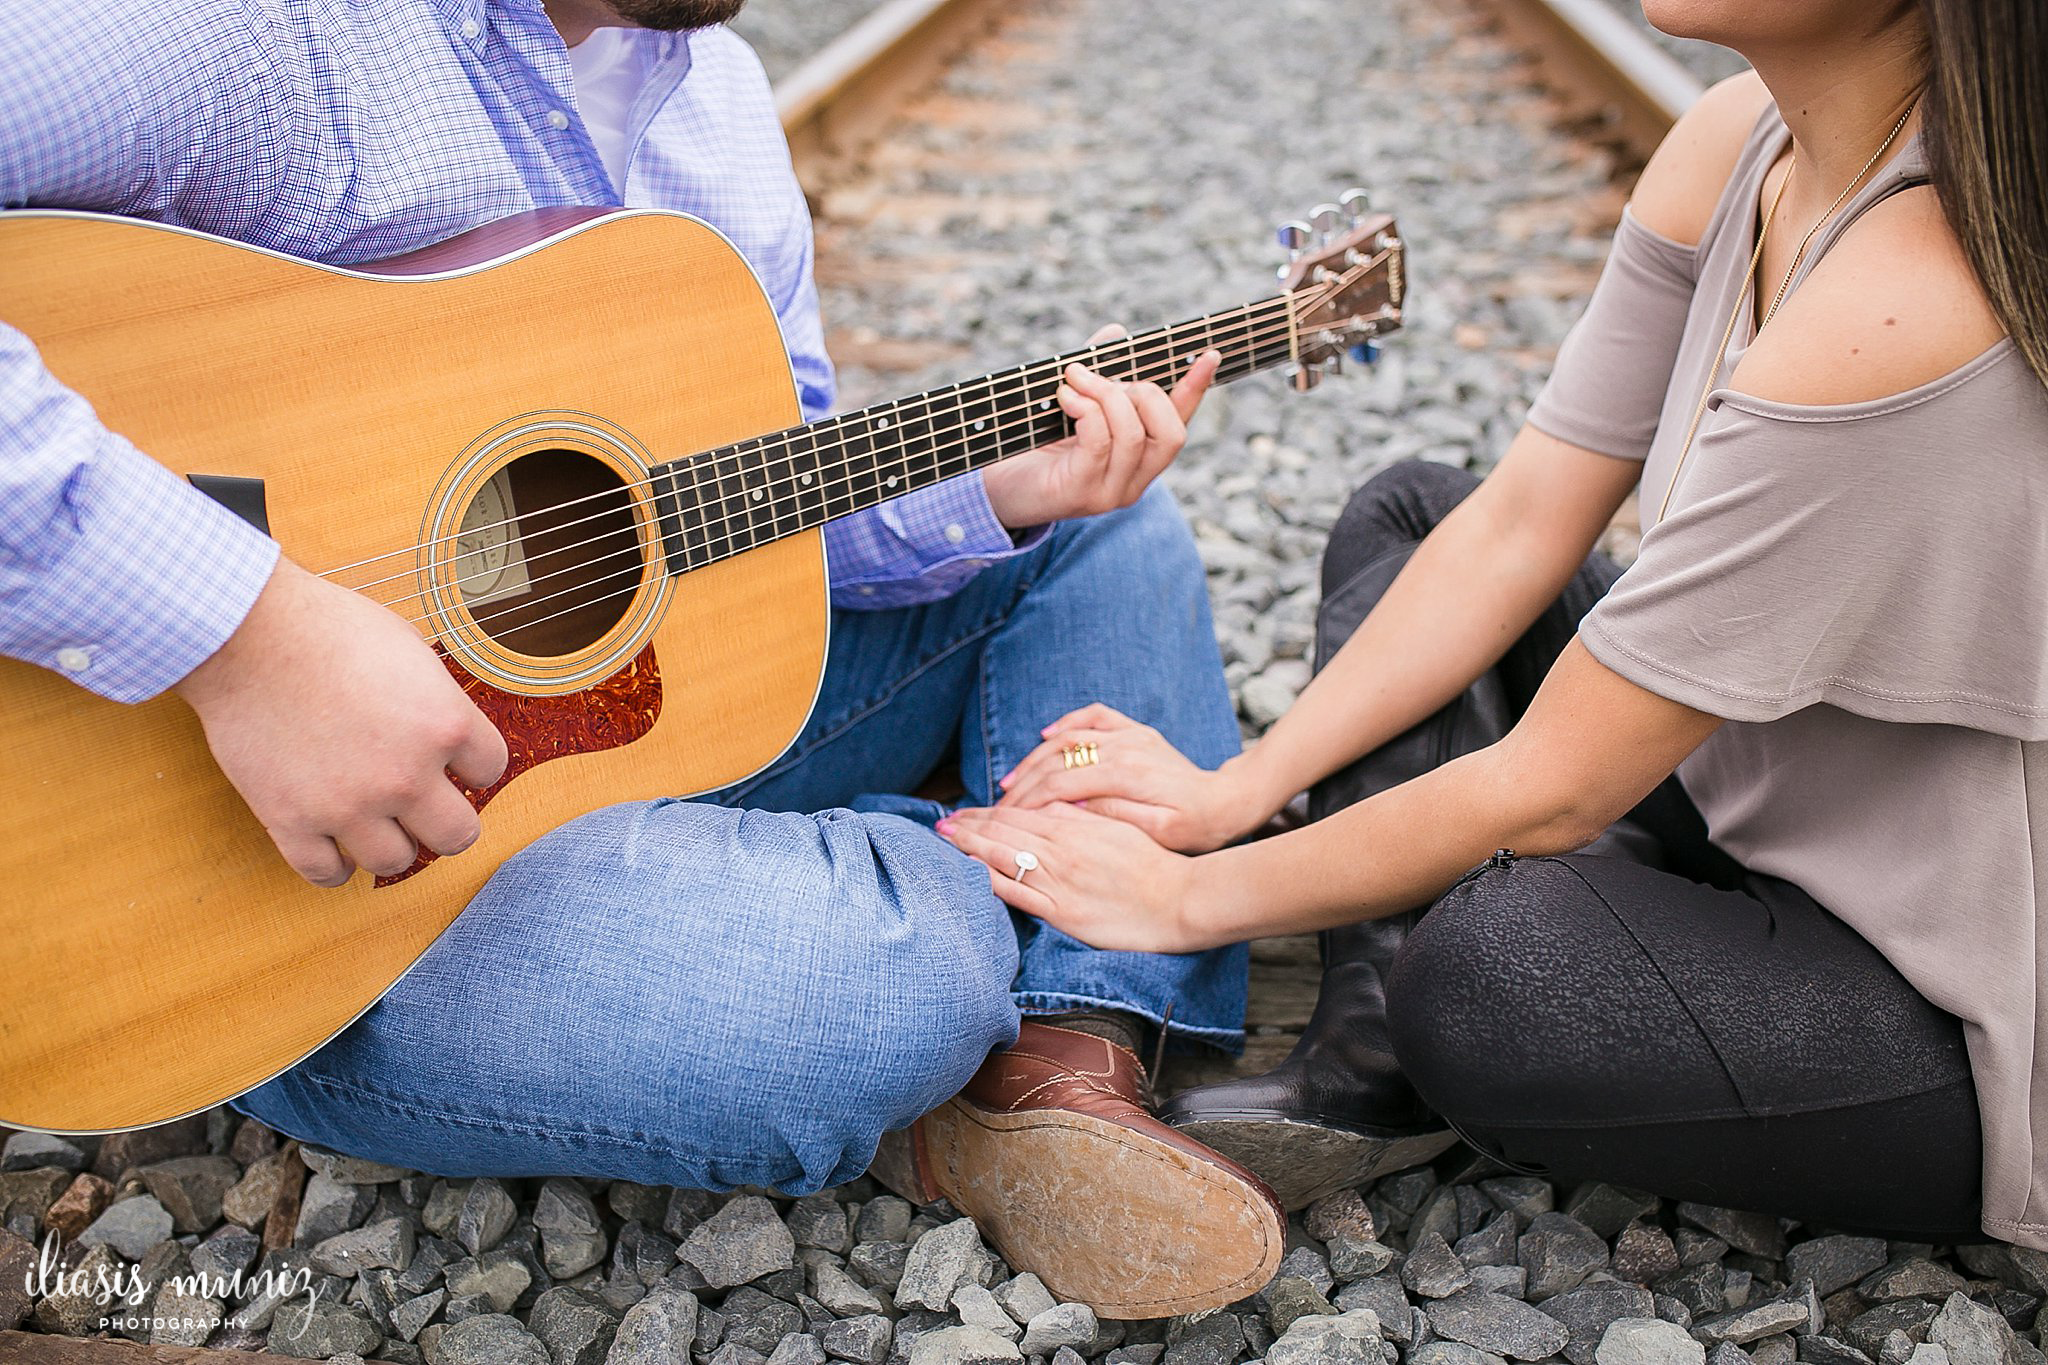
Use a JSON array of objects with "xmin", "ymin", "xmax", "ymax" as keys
[{"xmin": 1321, "ymin": 461, "xmax": 1985, "ymax": 1242}]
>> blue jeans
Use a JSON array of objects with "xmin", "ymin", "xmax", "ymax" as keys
[{"xmin": 234, "ymin": 486, "xmax": 1247, "ymax": 1193}]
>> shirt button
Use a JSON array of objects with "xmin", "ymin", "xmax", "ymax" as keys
[
  {"xmin": 546, "ymin": 108, "xmax": 571, "ymax": 131},
  {"xmin": 460, "ymin": 17, "xmax": 481, "ymax": 39},
  {"xmin": 54, "ymin": 647, "xmax": 91, "ymax": 673},
  {"xmin": 944, "ymin": 523, "xmax": 966, "ymax": 545}
]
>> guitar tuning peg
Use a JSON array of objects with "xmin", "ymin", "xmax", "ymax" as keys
[
  {"xmin": 1310, "ymin": 203, "xmax": 1344, "ymax": 243},
  {"xmin": 1276, "ymin": 220, "xmax": 1313, "ymax": 256},
  {"xmin": 1339, "ymin": 188, "xmax": 1371, "ymax": 224}
]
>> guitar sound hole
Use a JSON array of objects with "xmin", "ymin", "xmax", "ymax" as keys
[{"xmin": 452, "ymin": 448, "xmax": 643, "ymax": 657}]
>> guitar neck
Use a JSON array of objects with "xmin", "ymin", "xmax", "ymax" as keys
[{"xmin": 648, "ymin": 294, "xmax": 1302, "ymax": 573}]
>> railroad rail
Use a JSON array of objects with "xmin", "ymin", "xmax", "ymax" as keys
[{"xmin": 1473, "ymin": 0, "xmax": 1707, "ymax": 156}]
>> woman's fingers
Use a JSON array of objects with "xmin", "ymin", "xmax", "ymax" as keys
[
  {"xmin": 938, "ymin": 808, "xmax": 1059, "ymax": 918},
  {"xmin": 1001, "ymin": 726, "xmax": 1121, "ymax": 791}
]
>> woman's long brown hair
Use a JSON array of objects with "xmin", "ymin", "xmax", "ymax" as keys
[{"xmin": 1919, "ymin": 0, "xmax": 2048, "ymax": 387}]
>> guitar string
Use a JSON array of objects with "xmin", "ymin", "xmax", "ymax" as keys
[
  {"xmin": 387, "ymin": 315, "xmax": 1328, "ymax": 632},
  {"xmin": 349, "ymin": 299, "xmax": 1336, "ymax": 619},
  {"xmin": 325, "ymin": 294, "xmax": 1309, "ymax": 593},
  {"xmin": 382, "ymin": 312, "xmax": 1310, "ymax": 619},
  {"xmin": 317, "ymin": 256, "xmax": 1372, "ymax": 589},
  {"xmin": 402, "ymin": 321, "xmax": 1318, "ymax": 639}
]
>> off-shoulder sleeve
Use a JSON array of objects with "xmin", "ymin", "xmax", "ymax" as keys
[
  {"xmin": 1579, "ymin": 345, "xmax": 2048, "ymax": 739},
  {"xmin": 1525, "ymin": 208, "xmax": 1700, "ymax": 461}
]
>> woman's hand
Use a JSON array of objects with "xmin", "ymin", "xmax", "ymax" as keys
[
  {"xmin": 997, "ymin": 704, "xmax": 1281, "ymax": 853},
  {"xmin": 936, "ymin": 802, "xmax": 1220, "ymax": 954}
]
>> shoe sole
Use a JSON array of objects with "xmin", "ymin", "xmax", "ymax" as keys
[
  {"xmin": 1168, "ymin": 1114, "xmax": 1460, "ymax": 1211},
  {"xmin": 872, "ymin": 1096, "xmax": 1285, "ymax": 1320}
]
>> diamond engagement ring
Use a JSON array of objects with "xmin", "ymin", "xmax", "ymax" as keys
[{"xmin": 1013, "ymin": 850, "xmax": 1040, "ymax": 880}]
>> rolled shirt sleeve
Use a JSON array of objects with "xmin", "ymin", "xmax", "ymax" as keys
[
  {"xmin": 825, "ymin": 470, "xmax": 1050, "ymax": 609},
  {"xmin": 0, "ymin": 323, "xmax": 279, "ymax": 702}
]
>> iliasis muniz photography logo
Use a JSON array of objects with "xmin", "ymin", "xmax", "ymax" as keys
[{"xmin": 25, "ymin": 1231, "xmax": 322, "ymax": 1336}]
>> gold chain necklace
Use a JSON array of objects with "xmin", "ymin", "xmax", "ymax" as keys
[{"xmin": 1653, "ymin": 101, "xmax": 1918, "ymax": 524}]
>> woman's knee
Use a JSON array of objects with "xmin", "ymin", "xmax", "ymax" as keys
[{"xmin": 1324, "ymin": 460, "xmax": 1481, "ymax": 597}]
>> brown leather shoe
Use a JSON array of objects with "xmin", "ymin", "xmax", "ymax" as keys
[{"xmin": 869, "ymin": 1021, "xmax": 1286, "ymax": 1319}]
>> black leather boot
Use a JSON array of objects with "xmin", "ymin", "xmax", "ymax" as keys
[{"xmin": 1159, "ymin": 910, "xmax": 1456, "ymax": 1210}]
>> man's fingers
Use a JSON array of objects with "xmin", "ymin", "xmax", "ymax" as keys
[
  {"xmin": 403, "ymin": 782, "xmax": 484, "ymax": 858},
  {"xmin": 449, "ymin": 707, "xmax": 510, "ymax": 789},
  {"xmin": 1064, "ymin": 364, "xmax": 1144, "ymax": 462},
  {"xmin": 1170, "ymin": 350, "xmax": 1223, "ymax": 423},
  {"xmin": 1085, "ymin": 323, "xmax": 1129, "ymax": 345},
  {"xmin": 337, "ymin": 818, "xmax": 421, "ymax": 880},
  {"xmin": 1125, "ymin": 380, "xmax": 1187, "ymax": 478},
  {"xmin": 273, "ymin": 831, "xmax": 356, "ymax": 888}
]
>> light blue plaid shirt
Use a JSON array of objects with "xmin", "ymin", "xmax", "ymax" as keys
[{"xmin": 0, "ymin": 0, "xmax": 1029, "ymax": 704}]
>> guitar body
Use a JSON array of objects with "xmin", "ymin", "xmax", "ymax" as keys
[{"xmin": 0, "ymin": 210, "xmax": 828, "ymax": 1132}]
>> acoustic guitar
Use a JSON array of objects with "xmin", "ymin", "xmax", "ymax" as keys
[{"xmin": 0, "ymin": 196, "xmax": 1404, "ymax": 1134}]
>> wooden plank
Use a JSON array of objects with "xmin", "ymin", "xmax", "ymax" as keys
[{"xmin": 0, "ymin": 1332, "xmax": 317, "ymax": 1363}]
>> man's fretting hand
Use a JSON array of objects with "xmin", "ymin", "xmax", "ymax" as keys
[
  {"xmin": 174, "ymin": 558, "xmax": 509, "ymax": 887},
  {"xmin": 980, "ymin": 324, "xmax": 1221, "ymax": 530}
]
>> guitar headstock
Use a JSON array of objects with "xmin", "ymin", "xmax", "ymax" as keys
[{"xmin": 1275, "ymin": 189, "xmax": 1406, "ymax": 391}]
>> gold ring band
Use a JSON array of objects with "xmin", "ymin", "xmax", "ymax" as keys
[{"xmin": 1062, "ymin": 741, "xmax": 1100, "ymax": 769}]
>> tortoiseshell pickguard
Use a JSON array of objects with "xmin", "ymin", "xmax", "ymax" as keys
[{"xmin": 375, "ymin": 642, "xmax": 664, "ymax": 887}]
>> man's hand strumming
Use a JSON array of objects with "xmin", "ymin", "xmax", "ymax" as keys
[{"xmin": 174, "ymin": 559, "xmax": 510, "ymax": 887}]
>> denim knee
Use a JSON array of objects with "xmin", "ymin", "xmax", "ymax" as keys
[{"xmin": 1324, "ymin": 461, "xmax": 1481, "ymax": 596}]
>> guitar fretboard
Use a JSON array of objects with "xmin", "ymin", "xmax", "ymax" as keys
[{"xmin": 648, "ymin": 294, "xmax": 1303, "ymax": 573}]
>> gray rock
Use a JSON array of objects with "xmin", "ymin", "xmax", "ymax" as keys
[
  {"xmin": 531, "ymin": 1284, "xmax": 622, "ymax": 1365},
  {"xmin": 300, "ymin": 1147, "xmax": 415, "ymax": 1185},
  {"xmin": 1616, "ymin": 1228, "xmax": 1684, "ymax": 1287},
  {"xmin": 1337, "ymin": 1275, "xmax": 1413, "ymax": 1338},
  {"xmin": 1268, "ymin": 1309, "xmax": 1388, "ymax": 1365},
  {"xmin": 535, "ymin": 1178, "xmax": 610, "ymax": 1280},
  {"xmin": 1544, "ymin": 1282, "xmax": 1659, "ymax": 1365},
  {"xmin": 617, "ymin": 1221, "xmax": 677, "ymax": 1288},
  {"xmin": 1307, "ymin": 1190, "xmax": 1379, "ymax": 1244},
  {"xmin": 433, "ymin": 1311, "xmax": 552, "ymax": 1365},
  {"xmin": 394, "ymin": 1288, "xmax": 446, "ymax": 1342},
  {"xmin": 1754, "ymin": 1338, "xmax": 1798, "ymax": 1365},
  {"xmin": 850, "ymin": 1240, "xmax": 912, "ymax": 1292},
  {"xmin": 604, "ymin": 1283, "xmax": 698, "ymax": 1365},
  {"xmin": 443, "ymin": 1249, "xmax": 533, "ymax": 1313},
  {"xmin": 724, "ymin": 1284, "xmax": 807, "ymax": 1355},
  {"xmin": 1479, "ymin": 1179, "xmax": 1554, "ymax": 1224},
  {"xmin": 1022, "ymin": 1303, "xmax": 1100, "ymax": 1356},
  {"xmin": 1470, "ymin": 1266, "xmax": 1528, "ymax": 1299},
  {"xmin": 314, "ymin": 1215, "xmax": 417, "ymax": 1278},
  {"xmin": 910, "ymin": 1324, "xmax": 1027, "ymax": 1365},
  {"xmin": 1426, "ymin": 1291, "xmax": 1573, "ymax": 1360},
  {"xmin": 810, "ymin": 1259, "xmax": 884, "ymax": 1316},
  {"xmin": 1800, "ymin": 1337, "xmax": 1875, "ymax": 1365},
  {"xmin": 774, "ymin": 1334, "xmax": 832, "ymax": 1365},
  {"xmin": 1268, "ymin": 1275, "xmax": 1342, "ymax": 1334},
  {"xmin": 1520, "ymin": 1213, "xmax": 1611, "ymax": 1300},
  {"xmin": 77, "ymin": 1194, "xmax": 174, "ymax": 1260},
  {"xmin": 1956, "ymin": 1247, "xmax": 2048, "ymax": 1299},
  {"xmin": 296, "ymin": 1171, "xmax": 374, "ymax": 1245},
  {"xmin": 1697, "ymin": 1291, "xmax": 1823, "ymax": 1347},
  {"xmin": 190, "ymin": 1224, "xmax": 262, "ymax": 1283},
  {"xmin": 855, "ymin": 1197, "xmax": 914, "ymax": 1245},
  {"xmin": 1332, "ymin": 1236, "xmax": 1399, "ymax": 1283},
  {"xmin": 712, "ymin": 1345, "xmax": 774, "ymax": 1365},
  {"xmin": 1676, "ymin": 1206, "xmax": 1787, "ymax": 1262},
  {"xmin": 1405, "ymin": 1234, "xmax": 1475, "ymax": 1300},
  {"xmin": 1879, "ymin": 1335, "xmax": 1918, "ymax": 1365},
  {"xmin": 995, "ymin": 1272, "xmax": 1059, "ymax": 1325},
  {"xmin": 1860, "ymin": 1263, "xmax": 1969, "ymax": 1306},
  {"xmin": 1275, "ymin": 1246, "xmax": 1338, "ymax": 1297},
  {"xmin": 1107, "ymin": 1347, "xmax": 1168, "ymax": 1365},
  {"xmin": 1564, "ymin": 1185, "xmax": 1660, "ymax": 1240},
  {"xmin": 148, "ymin": 1281, "xmax": 225, "ymax": 1348},
  {"xmin": 1163, "ymin": 1310, "xmax": 1248, "ymax": 1365},
  {"xmin": 1414, "ymin": 1189, "xmax": 1465, "ymax": 1252},
  {"xmin": 1661, "ymin": 1265, "xmax": 1733, "ymax": 1321},
  {"xmin": 1413, "ymin": 1345, "xmax": 1511, "ymax": 1365},
  {"xmin": 454, "ymin": 1179, "xmax": 518, "ymax": 1257},
  {"xmin": 954, "ymin": 1282, "xmax": 1024, "ymax": 1340},
  {"xmin": 138, "ymin": 1154, "xmax": 241, "ymax": 1233},
  {"xmin": 1787, "ymin": 1241, "xmax": 1889, "ymax": 1298},
  {"xmin": 2, "ymin": 1131, "xmax": 84, "ymax": 1173},
  {"xmin": 824, "ymin": 1314, "xmax": 897, "ymax": 1365},
  {"xmin": 397, "ymin": 1235, "xmax": 460, "ymax": 1297},
  {"xmin": 683, "ymin": 1196, "xmax": 799, "ymax": 1290},
  {"xmin": 896, "ymin": 1217, "xmax": 989, "ymax": 1312},
  {"xmin": 790, "ymin": 1194, "xmax": 854, "ymax": 1255},
  {"xmin": 1846, "ymin": 1303, "xmax": 1941, "ymax": 1360},
  {"xmin": 267, "ymin": 1297, "xmax": 384, "ymax": 1359},
  {"xmin": 1456, "ymin": 1215, "xmax": 1521, "ymax": 1270},
  {"xmin": 1598, "ymin": 1319, "xmax": 1708, "ymax": 1365},
  {"xmin": 1678, "ymin": 1233, "xmax": 1734, "ymax": 1269},
  {"xmin": 1928, "ymin": 1293, "xmax": 2021, "ymax": 1365}
]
